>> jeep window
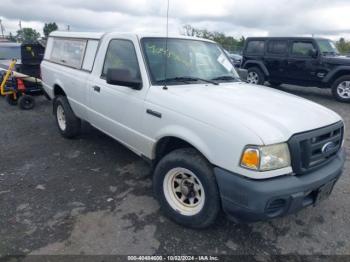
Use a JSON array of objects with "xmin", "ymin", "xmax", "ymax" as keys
[
  {"xmin": 141, "ymin": 38, "xmax": 239, "ymax": 85},
  {"xmin": 267, "ymin": 40, "xmax": 288, "ymax": 55},
  {"xmin": 316, "ymin": 39, "xmax": 339, "ymax": 56},
  {"xmin": 0, "ymin": 46, "xmax": 21, "ymax": 60},
  {"xmin": 291, "ymin": 42, "xmax": 315, "ymax": 57},
  {"xmin": 102, "ymin": 39, "xmax": 141, "ymax": 81},
  {"xmin": 50, "ymin": 38, "xmax": 87, "ymax": 69},
  {"xmin": 246, "ymin": 40, "xmax": 265, "ymax": 55}
]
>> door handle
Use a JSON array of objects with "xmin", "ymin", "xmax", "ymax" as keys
[{"xmin": 93, "ymin": 86, "xmax": 101, "ymax": 92}]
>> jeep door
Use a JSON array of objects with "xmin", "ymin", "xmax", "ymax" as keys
[
  {"xmin": 86, "ymin": 35, "xmax": 151, "ymax": 155},
  {"xmin": 264, "ymin": 39, "xmax": 288, "ymax": 82},
  {"xmin": 285, "ymin": 40, "xmax": 321, "ymax": 85}
]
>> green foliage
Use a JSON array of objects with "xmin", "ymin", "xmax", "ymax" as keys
[
  {"xmin": 16, "ymin": 28, "xmax": 40, "ymax": 44},
  {"xmin": 182, "ymin": 24, "xmax": 245, "ymax": 53},
  {"xmin": 8, "ymin": 32, "xmax": 16, "ymax": 42},
  {"xmin": 43, "ymin": 22, "xmax": 58, "ymax": 38},
  {"xmin": 336, "ymin": 38, "xmax": 350, "ymax": 54}
]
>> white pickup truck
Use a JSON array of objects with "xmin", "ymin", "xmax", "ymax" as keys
[{"xmin": 41, "ymin": 31, "xmax": 345, "ymax": 228}]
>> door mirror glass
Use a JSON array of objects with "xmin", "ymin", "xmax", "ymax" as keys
[
  {"xmin": 106, "ymin": 68, "xmax": 142, "ymax": 90},
  {"xmin": 237, "ymin": 68, "xmax": 248, "ymax": 82}
]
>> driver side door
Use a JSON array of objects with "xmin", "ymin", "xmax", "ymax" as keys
[{"xmin": 87, "ymin": 37, "xmax": 148, "ymax": 154}]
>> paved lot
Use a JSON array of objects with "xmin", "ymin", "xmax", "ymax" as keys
[{"xmin": 0, "ymin": 85, "xmax": 349, "ymax": 258}]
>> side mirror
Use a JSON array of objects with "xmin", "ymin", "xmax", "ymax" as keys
[
  {"xmin": 106, "ymin": 68, "xmax": 142, "ymax": 90},
  {"xmin": 309, "ymin": 48, "xmax": 318, "ymax": 58},
  {"xmin": 237, "ymin": 68, "xmax": 248, "ymax": 82}
]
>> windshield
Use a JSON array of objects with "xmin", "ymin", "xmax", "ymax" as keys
[
  {"xmin": 0, "ymin": 46, "xmax": 21, "ymax": 60},
  {"xmin": 316, "ymin": 39, "xmax": 339, "ymax": 55},
  {"xmin": 141, "ymin": 38, "xmax": 239, "ymax": 85}
]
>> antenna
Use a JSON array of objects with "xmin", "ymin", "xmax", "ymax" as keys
[{"xmin": 163, "ymin": 0, "xmax": 170, "ymax": 90}]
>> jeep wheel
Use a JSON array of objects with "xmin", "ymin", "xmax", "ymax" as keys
[
  {"xmin": 54, "ymin": 96, "xmax": 81, "ymax": 138},
  {"xmin": 332, "ymin": 76, "xmax": 350, "ymax": 102},
  {"xmin": 153, "ymin": 148, "xmax": 220, "ymax": 228},
  {"xmin": 247, "ymin": 67, "xmax": 265, "ymax": 85}
]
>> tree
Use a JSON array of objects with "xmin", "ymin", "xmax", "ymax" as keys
[
  {"xmin": 16, "ymin": 28, "xmax": 40, "ymax": 44},
  {"xmin": 336, "ymin": 38, "xmax": 350, "ymax": 54},
  {"xmin": 8, "ymin": 32, "xmax": 16, "ymax": 42},
  {"xmin": 43, "ymin": 22, "xmax": 58, "ymax": 38},
  {"xmin": 182, "ymin": 24, "xmax": 245, "ymax": 53}
]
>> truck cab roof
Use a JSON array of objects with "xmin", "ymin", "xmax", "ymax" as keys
[{"xmin": 49, "ymin": 31, "xmax": 215, "ymax": 43}]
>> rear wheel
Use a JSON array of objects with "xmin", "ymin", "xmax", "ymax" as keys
[
  {"xmin": 332, "ymin": 76, "xmax": 350, "ymax": 103},
  {"xmin": 153, "ymin": 148, "xmax": 220, "ymax": 228},
  {"xmin": 247, "ymin": 67, "xmax": 265, "ymax": 85},
  {"xmin": 18, "ymin": 95, "xmax": 35, "ymax": 110},
  {"xmin": 53, "ymin": 96, "xmax": 81, "ymax": 138}
]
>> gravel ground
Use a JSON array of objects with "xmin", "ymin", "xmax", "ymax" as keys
[{"xmin": 0, "ymin": 85, "xmax": 349, "ymax": 259}]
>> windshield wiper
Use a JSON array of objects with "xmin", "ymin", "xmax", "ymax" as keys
[
  {"xmin": 211, "ymin": 75, "xmax": 237, "ymax": 81},
  {"xmin": 157, "ymin": 76, "xmax": 219, "ymax": 85}
]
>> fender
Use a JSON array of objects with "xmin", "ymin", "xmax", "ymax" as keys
[
  {"xmin": 322, "ymin": 66, "xmax": 350, "ymax": 83},
  {"xmin": 153, "ymin": 125, "xmax": 213, "ymax": 164},
  {"xmin": 242, "ymin": 60, "xmax": 270, "ymax": 76}
]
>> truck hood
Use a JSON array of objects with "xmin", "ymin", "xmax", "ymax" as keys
[
  {"xmin": 323, "ymin": 55, "xmax": 350, "ymax": 65},
  {"xmin": 152, "ymin": 82, "xmax": 342, "ymax": 144}
]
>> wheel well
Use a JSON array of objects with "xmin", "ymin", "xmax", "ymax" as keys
[
  {"xmin": 54, "ymin": 84, "xmax": 66, "ymax": 97},
  {"xmin": 154, "ymin": 137, "xmax": 196, "ymax": 163},
  {"xmin": 328, "ymin": 70, "xmax": 350, "ymax": 85},
  {"xmin": 244, "ymin": 63, "xmax": 267, "ymax": 76}
]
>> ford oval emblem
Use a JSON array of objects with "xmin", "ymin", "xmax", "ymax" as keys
[{"xmin": 321, "ymin": 142, "xmax": 336, "ymax": 154}]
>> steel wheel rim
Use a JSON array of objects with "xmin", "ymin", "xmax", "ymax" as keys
[
  {"xmin": 337, "ymin": 81, "xmax": 350, "ymax": 99},
  {"xmin": 163, "ymin": 167, "xmax": 205, "ymax": 216},
  {"xmin": 247, "ymin": 72, "xmax": 259, "ymax": 84},
  {"xmin": 57, "ymin": 105, "xmax": 66, "ymax": 131}
]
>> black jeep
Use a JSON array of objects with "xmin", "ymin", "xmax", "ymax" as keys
[{"xmin": 241, "ymin": 37, "xmax": 350, "ymax": 102}]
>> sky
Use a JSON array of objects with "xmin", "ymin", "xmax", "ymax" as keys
[{"xmin": 0, "ymin": 0, "xmax": 350, "ymax": 40}]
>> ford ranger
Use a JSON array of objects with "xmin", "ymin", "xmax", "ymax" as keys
[{"xmin": 41, "ymin": 32, "xmax": 345, "ymax": 228}]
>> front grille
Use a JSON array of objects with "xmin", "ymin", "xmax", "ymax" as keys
[{"xmin": 288, "ymin": 121, "xmax": 344, "ymax": 175}]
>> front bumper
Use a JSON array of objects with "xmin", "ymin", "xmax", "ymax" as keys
[{"xmin": 214, "ymin": 149, "xmax": 345, "ymax": 223}]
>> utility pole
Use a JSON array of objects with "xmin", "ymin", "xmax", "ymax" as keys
[
  {"xmin": 67, "ymin": 25, "xmax": 70, "ymax": 31},
  {"xmin": 19, "ymin": 20, "xmax": 22, "ymax": 30},
  {"xmin": 0, "ymin": 19, "xmax": 4, "ymax": 38}
]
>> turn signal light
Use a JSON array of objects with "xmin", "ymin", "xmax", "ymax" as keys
[{"xmin": 241, "ymin": 148, "xmax": 259, "ymax": 170}]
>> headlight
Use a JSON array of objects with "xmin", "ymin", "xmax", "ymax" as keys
[{"xmin": 240, "ymin": 143, "xmax": 291, "ymax": 171}]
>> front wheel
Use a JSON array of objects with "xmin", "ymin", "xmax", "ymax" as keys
[
  {"xmin": 247, "ymin": 67, "xmax": 265, "ymax": 85},
  {"xmin": 153, "ymin": 148, "xmax": 220, "ymax": 228},
  {"xmin": 331, "ymin": 76, "xmax": 350, "ymax": 103}
]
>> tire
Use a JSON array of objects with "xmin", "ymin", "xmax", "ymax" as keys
[
  {"xmin": 331, "ymin": 75, "xmax": 350, "ymax": 103},
  {"xmin": 153, "ymin": 148, "xmax": 220, "ymax": 228},
  {"xmin": 18, "ymin": 95, "xmax": 35, "ymax": 110},
  {"xmin": 6, "ymin": 94, "xmax": 18, "ymax": 106},
  {"xmin": 247, "ymin": 67, "xmax": 265, "ymax": 85},
  {"xmin": 53, "ymin": 96, "xmax": 81, "ymax": 138}
]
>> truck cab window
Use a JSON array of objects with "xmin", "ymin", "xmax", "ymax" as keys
[{"xmin": 102, "ymin": 39, "xmax": 141, "ymax": 81}]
